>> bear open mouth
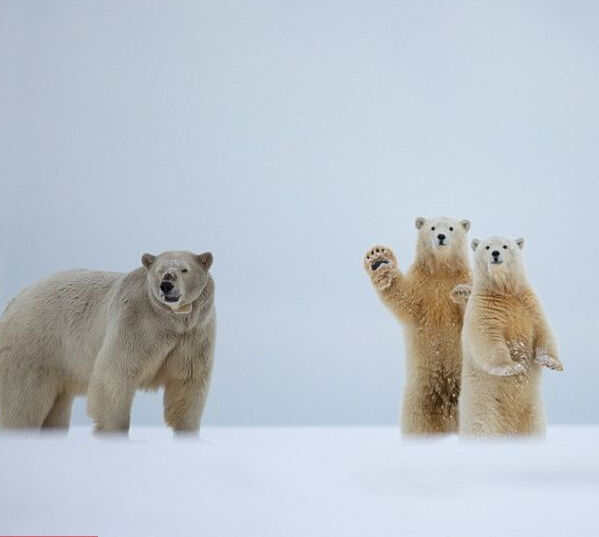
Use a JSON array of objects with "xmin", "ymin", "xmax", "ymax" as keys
[{"xmin": 164, "ymin": 295, "xmax": 181, "ymax": 303}]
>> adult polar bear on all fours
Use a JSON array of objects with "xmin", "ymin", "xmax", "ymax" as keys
[
  {"xmin": 459, "ymin": 237, "xmax": 563, "ymax": 436},
  {"xmin": 364, "ymin": 217, "xmax": 471, "ymax": 435},
  {"xmin": 0, "ymin": 250, "xmax": 216, "ymax": 433}
]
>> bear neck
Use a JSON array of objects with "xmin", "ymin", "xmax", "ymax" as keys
[
  {"xmin": 473, "ymin": 269, "xmax": 529, "ymax": 296},
  {"xmin": 414, "ymin": 251, "xmax": 470, "ymax": 277}
]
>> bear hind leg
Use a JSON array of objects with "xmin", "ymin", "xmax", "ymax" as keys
[
  {"xmin": 402, "ymin": 410, "xmax": 455, "ymax": 435},
  {"xmin": 401, "ymin": 388, "xmax": 456, "ymax": 435},
  {"xmin": 0, "ymin": 366, "xmax": 59, "ymax": 430}
]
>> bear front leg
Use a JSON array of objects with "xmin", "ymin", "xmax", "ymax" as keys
[
  {"xmin": 163, "ymin": 377, "xmax": 209, "ymax": 433},
  {"xmin": 364, "ymin": 246, "xmax": 398, "ymax": 290},
  {"xmin": 363, "ymin": 246, "xmax": 413, "ymax": 320},
  {"xmin": 88, "ymin": 372, "xmax": 136, "ymax": 433},
  {"xmin": 533, "ymin": 318, "xmax": 563, "ymax": 371},
  {"xmin": 87, "ymin": 335, "xmax": 140, "ymax": 433},
  {"xmin": 534, "ymin": 352, "xmax": 563, "ymax": 371},
  {"xmin": 450, "ymin": 283, "xmax": 472, "ymax": 305},
  {"xmin": 468, "ymin": 332, "xmax": 525, "ymax": 376},
  {"xmin": 164, "ymin": 340, "xmax": 214, "ymax": 434}
]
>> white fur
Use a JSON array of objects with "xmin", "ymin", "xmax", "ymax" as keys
[
  {"xmin": 365, "ymin": 217, "xmax": 472, "ymax": 435},
  {"xmin": 0, "ymin": 250, "xmax": 216, "ymax": 433},
  {"xmin": 459, "ymin": 237, "xmax": 562, "ymax": 436}
]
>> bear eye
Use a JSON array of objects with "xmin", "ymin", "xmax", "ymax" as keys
[
  {"xmin": 182, "ymin": 268, "xmax": 188, "ymax": 273},
  {"xmin": 431, "ymin": 226, "xmax": 436, "ymax": 231},
  {"xmin": 503, "ymin": 245, "xmax": 507, "ymax": 249},
  {"xmin": 449, "ymin": 227, "xmax": 454, "ymax": 231},
  {"xmin": 485, "ymin": 246, "xmax": 490, "ymax": 250}
]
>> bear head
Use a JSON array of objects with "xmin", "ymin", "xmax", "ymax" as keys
[
  {"xmin": 141, "ymin": 250, "xmax": 213, "ymax": 314},
  {"xmin": 414, "ymin": 216, "xmax": 471, "ymax": 269},
  {"xmin": 470, "ymin": 236, "xmax": 526, "ymax": 291}
]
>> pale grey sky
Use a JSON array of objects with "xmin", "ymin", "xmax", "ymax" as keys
[{"xmin": 1, "ymin": 1, "xmax": 597, "ymax": 425}]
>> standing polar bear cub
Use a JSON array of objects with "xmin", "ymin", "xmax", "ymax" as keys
[
  {"xmin": 0, "ymin": 250, "xmax": 216, "ymax": 433},
  {"xmin": 364, "ymin": 217, "xmax": 471, "ymax": 435},
  {"xmin": 459, "ymin": 237, "xmax": 562, "ymax": 436}
]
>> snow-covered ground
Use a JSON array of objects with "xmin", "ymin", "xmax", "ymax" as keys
[{"xmin": 0, "ymin": 426, "xmax": 597, "ymax": 536}]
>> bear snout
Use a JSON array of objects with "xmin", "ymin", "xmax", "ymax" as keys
[
  {"xmin": 436, "ymin": 233, "xmax": 448, "ymax": 246},
  {"xmin": 160, "ymin": 281, "xmax": 175, "ymax": 294},
  {"xmin": 490, "ymin": 250, "xmax": 503, "ymax": 264}
]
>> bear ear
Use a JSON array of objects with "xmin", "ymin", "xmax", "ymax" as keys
[
  {"xmin": 197, "ymin": 252, "xmax": 213, "ymax": 271},
  {"xmin": 516, "ymin": 238, "xmax": 525, "ymax": 250},
  {"xmin": 471, "ymin": 239, "xmax": 480, "ymax": 251},
  {"xmin": 141, "ymin": 253, "xmax": 156, "ymax": 269},
  {"xmin": 460, "ymin": 219, "xmax": 471, "ymax": 232},
  {"xmin": 415, "ymin": 217, "xmax": 426, "ymax": 230}
]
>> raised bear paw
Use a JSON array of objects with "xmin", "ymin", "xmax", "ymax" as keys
[
  {"xmin": 363, "ymin": 246, "xmax": 397, "ymax": 290},
  {"xmin": 534, "ymin": 351, "xmax": 564, "ymax": 371},
  {"xmin": 487, "ymin": 362, "xmax": 526, "ymax": 376},
  {"xmin": 450, "ymin": 283, "xmax": 472, "ymax": 305}
]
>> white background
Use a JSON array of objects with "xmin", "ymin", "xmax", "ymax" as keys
[{"xmin": 0, "ymin": 1, "xmax": 597, "ymax": 425}]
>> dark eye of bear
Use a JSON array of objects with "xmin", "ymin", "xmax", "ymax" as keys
[
  {"xmin": 182, "ymin": 269, "xmax": 188, "ymax": 273},
  {"xmin": 431, "ymin": 226, "xmax": 436, "ymax": 231},
  {"xmin": 503, "ymin": 245, "xmax": 507, "ymax": 249},
  {"xmin": 486, "ymin": 246, "xmax": 490, "ymax": 250},
  {"xmin": 449, "ymin": 227, "xmax": 454, "ymax": 231}
]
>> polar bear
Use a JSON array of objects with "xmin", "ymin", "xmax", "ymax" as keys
[
  {"xmin": 459, "ymin": 237, "xmax": 562, "ymax": 436},
  {"xmin": 0, "ymin": 250, "xmax": 216, "ymax": 433},
  {"xmin": 364, "ymin": 217, "xmax": 472, "ymax": 435}
]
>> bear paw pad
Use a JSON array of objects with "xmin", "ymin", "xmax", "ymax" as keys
[
  {"xmin": 364, "ymin": 246, "xmax": 396, "ymax": 272},
  {"xmin": 364, "ymin": 246, "xmax": 397, "ymax": 290}
]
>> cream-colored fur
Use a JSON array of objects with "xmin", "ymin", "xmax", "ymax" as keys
[
  {"xmin": 364, "ymin": 217, "xmax": 471, "ymax": 435},
  {"xmin": 459, "ymin": 237, "xmax": 562, "ymax": 436},
  {"xmin": 0, "ymin": 250, "xmax": 216, "ymax": 434}
]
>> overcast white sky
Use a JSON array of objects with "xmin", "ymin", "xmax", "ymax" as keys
[{"xmin": 0, "ymin": 1, "xmax": 597, "ymax": 425}]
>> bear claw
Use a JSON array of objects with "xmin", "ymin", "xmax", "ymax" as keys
[
  {"xmin": 534, "ymin": 354, "xmax": 563, "ymax": 371},
  {"xmin": 450, "ymin": 284, "xmax": 472, "ymax": 305}
]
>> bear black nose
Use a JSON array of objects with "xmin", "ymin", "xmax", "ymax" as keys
[
  {"xmin": 160, "ymin": 281, "xmax": 174, "ymax": 294},
  {"xmin": 491, "ymin": 250, "xmax": 500, "ymax": 257},
  {"xmin": 438, "ymin": 234, "xmax": 446, "ymax": 241}
]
